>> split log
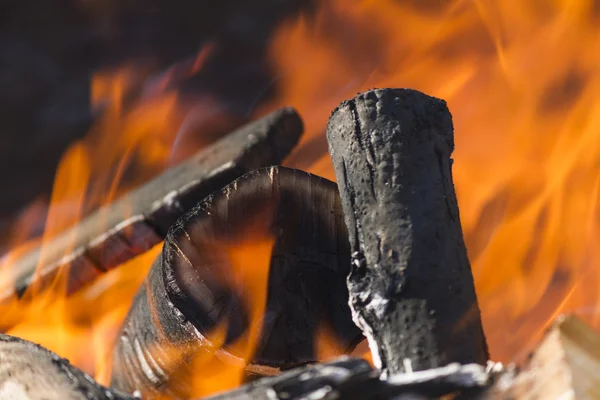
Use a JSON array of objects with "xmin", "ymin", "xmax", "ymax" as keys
[
  {"xmin": 483, "ymin": 315, "xmax": 600, "ymax": 399},
  {"xmin": 110, "ymin": 166, "xmax": 363, "ymax": 399},
  {"xmin": 326, "ymin": 88, "xmax": 488, "ymax": 375},
  {"xmin": 205, "ymin": 356, "xmax": 493, "ymax": 400},
  {"xmin": 0, "ymin": 334, "xmax": 134, "ymax": 400},
  {"xmin": 2, "ymin": 108, "xmax": 303, "ymax": 302}
]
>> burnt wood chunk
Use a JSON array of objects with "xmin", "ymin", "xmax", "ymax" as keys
[
  {"xmin": 2, "ymin": 108, "xmax": 303, "ymax": 302},
  {"xmin": 326, "ymin": 88, "xmax": 488, "ymax": 375},
  {"xmin": 204, "ymin": 357, "xmax": 493, "ymax": 400},
  {"xmin": 0, "ymin": 334, "xmax": 134, "ymax": 400},
  {"xmin": 111, "ymin": 166, "xmax": 363, "ymax": 399}
]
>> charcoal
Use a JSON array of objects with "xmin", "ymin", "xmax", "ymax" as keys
[
  {"xmin": 1, "ymin": 108, "xmax": 303, "ymax": 302},
  {"xmin": 110, "ymin": 166, "xmax": 363, "ymax": 399},
  {"xmin": 326, "ymin": 88, "xmax": 488, "ymax": 375},
  {"xmin": 204, "ymin": 356, "xmax": 494, "ymax": 400}
]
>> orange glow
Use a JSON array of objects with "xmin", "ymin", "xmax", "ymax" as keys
[
  {"xmin": 0, "ymin": 45, "xmax": 220, "ymax": 383},
  {"xmin": 265, "ymin": 0, "xmax": 600, "ymax": 362},
  {"xmin": 0, "ymin": 0, "xmax": 599, "ymax": 395},
  {"xmin": 186, "ymin": 235, "xmax": 274, "ymax": 398}
]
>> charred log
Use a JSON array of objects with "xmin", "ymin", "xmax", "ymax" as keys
[
  {"xmin": 110, "ymin": 166, "xmax": 363, "ymax": 399},
  {"xmin": 205, "ymin": 356, "xmax": 493, "ymax": 400},
  {"xmin": 0, "ymin": 334, "xmax": 134, "ymax": 400},
  {"xmin": 2, "ymin": 108, "xmax": 303, "ymax": 302},
  {"xmin": 326, "ymin": 88, "xmax": 488, "ymax": 375}
]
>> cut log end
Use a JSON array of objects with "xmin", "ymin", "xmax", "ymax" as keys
[
  {"xmin": 484, "ymin": 315, "xmax": 600, "ymax": 400},
  {"xmin": 111, "ymin": 166, "xmax": 363, "ymax": 398}
]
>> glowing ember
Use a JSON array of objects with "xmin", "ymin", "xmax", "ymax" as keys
[{"xmin": 0, "ymin": 0, "xmax": 598, "ymax": 394}]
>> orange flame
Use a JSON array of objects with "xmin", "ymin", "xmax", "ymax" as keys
[
  {"xmin": 0, "ymin": 45, "xmax": 222, "ymax": 382},
  {"xmin": 264, "ymin": 0, "xmax": 600, "ymax": 362},
  {"xmin": 186, "ymin": 235, "xmax": 274, "ymax": 397},
  {"xmin": 0, "ymin": 0, "xmax": 599, "ymax": 395}
]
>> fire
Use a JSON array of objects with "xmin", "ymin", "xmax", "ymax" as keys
[
  {"xmin": 0, "ymin": 0, "xmax": 598, "ymax": 395},
  {"xmin": 264, "ymin": 0, "xmax": 600, "ymax": 362},
  {"xmin": 0, "ymin": 46, "xmax": 223, "ymax": 383},
  {"xmin": 187, "ymin": 235, "xmax": 274, "ymax": 397}
]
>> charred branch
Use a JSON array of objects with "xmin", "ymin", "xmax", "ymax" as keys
[
  {"xmin": 110, "ymin": 166, "xmax": 363, "ymax": 399},
  {"xmin": 2, "ymin": 108, "xmax": 303, "ymax": 302},
  {"xmin": 205, "ymin": 357, "xmax": 494, "ymax": 400},
  {"xmin": 326, "ymin": 89, "xmax": 488, "ymax": 375},
  {"xmin": 0, "ymin": 334, "xmax": 133, "ymax": 400}
]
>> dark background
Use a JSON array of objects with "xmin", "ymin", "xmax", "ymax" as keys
[{"xmin": 0, "ymin": 0, "xmax": 316, "ymax": 235}]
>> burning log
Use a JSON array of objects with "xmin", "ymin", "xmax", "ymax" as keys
[
  {"xmin": 110, "ymin": 166, "xmax": 363, "ymax": 399},
  {"xmin": 205, "ymin": 357, "xmax": 494, "ymax": 400},
  {"xmin": 483, "ymin": 315, "xmax": 600, "ymax": 399},
  {"xmin": 2, "ymin": 108, "xmax": 303, "ymax": 301},
  {"xmin": 326, "ymin": 88, "xmax": 489, "ymax": 375},
  {"xmin": 0, "ymin": 334, "xmax": 134, "ymax": 400}
]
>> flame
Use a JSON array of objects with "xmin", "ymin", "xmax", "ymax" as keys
[
  {"xmin": 186, "ymin": 234, "xmax": 274, "ymax": 398},
  {"xmin": 0, "ymin": 0, "xmax": 599, "ymax": 395},
  {"xmin": 265, "ymin": 0, "xmax": 600, "ymax": 362},
  {"xmin": 0, "ymin": 45, "xmax": 224, "ymax": 382}
]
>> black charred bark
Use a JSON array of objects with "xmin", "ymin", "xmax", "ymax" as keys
[
  {"xmin": 326, "ymin": 89, "xmax": 488, "ymax": 375},
  {"xmin": 110, "ymin": 166, "xmax": 362, "ymax": 399},
  {"xmin": 204, "ymin": 356, "xmax": 493, "ymax": 400},
  {"xmin": 0, "ymin": 334, "xmax": 134, "ymax": 400},
  {"xmin": 2, "ymin": 108, "xmax": 303, "ymax": 303}
]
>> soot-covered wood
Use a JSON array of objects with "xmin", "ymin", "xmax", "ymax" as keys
[
  {"xmin": 205, "ymin": 356, "xmax": 493, "ymax": 400},
  {"xmin": 111, "ymin": 166, "xmax": 362, "ymax": 399},
  {"xmin": 0, "ymin": 334, "xmax": 134, "ymax": 400},
  {"xmin": 1, "ymin": 108, "xmax": 302, "ymax": 303},
  {"xmin": 326, "ymin": 89, "xmax": 488, "ymax": 374}
]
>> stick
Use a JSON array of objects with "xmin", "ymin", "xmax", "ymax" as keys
[
  {"xmin": 110, "ymin": 166, "xmax": 363, "ymax": 399},
  {"xmin": 2, "ymin": 108, "xmax": 303, "ymax": 301},
  {"xmin": 0, "ymin": 334, "xmax": 134, "ymax": 400},
  {"xmin": 326, "ymin": 88, "xmax": 488, "ymax": 375},
  {"xmin": 204, "ymin": 357, "xmax": 493, "ymax": 400}
]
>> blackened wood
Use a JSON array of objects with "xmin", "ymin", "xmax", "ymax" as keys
[
  {"xmin": 326, "ymin": 88, "xmax": 488, "ymax": 375},
  {"xmin": 111, "ymin": 166, "xmax": 363, "ymax": 399},
  {"xmin": 2, "ymin": 108, "xmax": 303, "ymax": 302},
  {"xmin": 0, "ymin": 334, "xmax": 134, "ymax": 400},
  {"xmin": 204, "ymin": 357, "xmax": 493, "ymax": 400}
]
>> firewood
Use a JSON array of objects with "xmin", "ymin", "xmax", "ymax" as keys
[
  {"xmin": 204, "ymin": 356, "xmax": 493, "ymax": 400},
  {"xmin": 326, "ymin": 88, "xmax": 488, "ymax": 375},
  {"xmin": 110, "ymin": 166, "xmax": 363, "ymax": 399},
  {"xmin": 2, "ymin": 108, "xmax": 303, "ymax": 302},
  {"xmin": 0, "ymin": 334, "xmax": 134, "ymax": 400},
  {"xmin": 482, "ymin": 315, "xmax": 600, "ymax": 399}
]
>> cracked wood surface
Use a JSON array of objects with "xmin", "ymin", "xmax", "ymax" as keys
[{"xmin": 326, "ymin": 88, "xmax": 488, "ymax": 375}]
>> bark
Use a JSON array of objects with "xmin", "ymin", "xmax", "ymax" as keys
[
  {"xmin": 110, "ymin": 166, "xmax": 362, "ymax": 399},
  {"xmin": 326, "ymin": 88, "xmax": 488, "ymax": 375},
  {"xmin": 2, "ymin": 108, "xmax": 303, "ymax": 302}
]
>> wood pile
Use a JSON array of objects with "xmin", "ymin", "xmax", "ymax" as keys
[{"xmin": 1, "ymin": 89, "xmax": 594, "ymax": 399}]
